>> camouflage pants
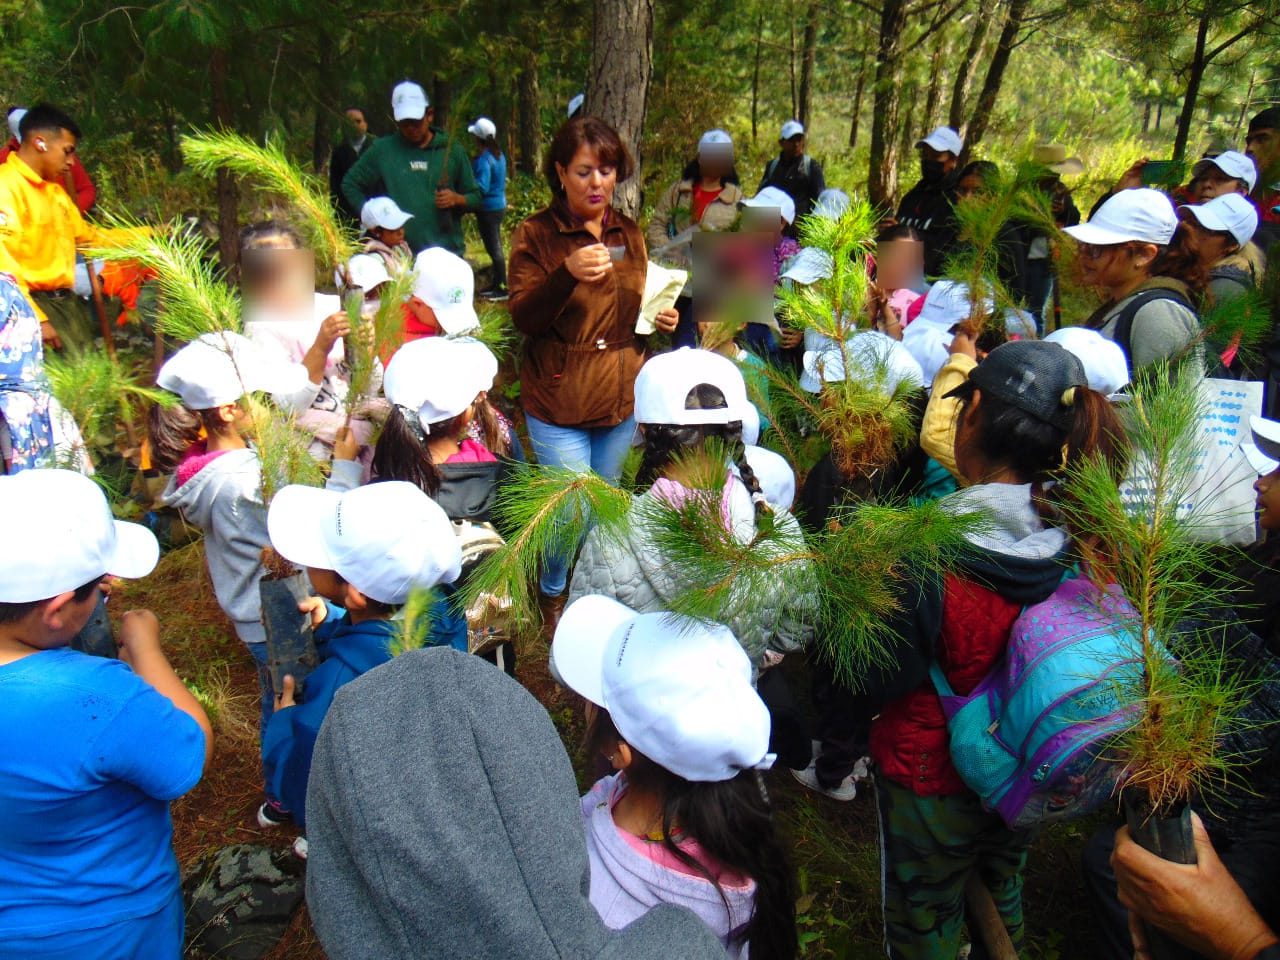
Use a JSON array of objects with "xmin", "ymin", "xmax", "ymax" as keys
[{"xmin": 876, "ymin": 776, "xmax": 1031, "ymax": 959}]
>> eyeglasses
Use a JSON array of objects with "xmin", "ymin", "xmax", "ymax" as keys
[{"xmin": 1077, "ymin": 243, "xmax": 1116, "ymax": 261}]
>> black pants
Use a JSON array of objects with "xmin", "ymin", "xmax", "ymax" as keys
[{"xmin": 476, "ymin": 209, "xmax": 506, "ymax": 289}]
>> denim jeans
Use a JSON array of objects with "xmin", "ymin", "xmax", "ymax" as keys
[
  {"xmin": 524, "ymin": 412, "xmax": 637, "ymax": 596},
  {"xmin": 476, "ymin": 208, "xmax": 507, "ymax": 289},
  {"xmin": 245, "ymin": 641, "xmax": 282, "ymax": 803}
]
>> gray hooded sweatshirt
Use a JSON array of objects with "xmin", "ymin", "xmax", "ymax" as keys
[
  {"xmin": 304, "ymin": 648, "xmax": 729, "ymax": 960},
  {"xmin": 161, "ymin": 448, "xmax": 269, "ymax": 646}
]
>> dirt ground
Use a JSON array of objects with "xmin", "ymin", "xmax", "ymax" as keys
[{"xmin": 110, "ymin": 541, "xmax": 1106, "ymax": 960}]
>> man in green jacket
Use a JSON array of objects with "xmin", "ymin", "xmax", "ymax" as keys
[{"xmin": 342, "ymin": 81, "xmax": 480, "ymax": 255}]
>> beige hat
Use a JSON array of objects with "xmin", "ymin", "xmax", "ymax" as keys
[{"xmin": 1032, "ymin": 144, "xmax": 1084, "ymax": 176}]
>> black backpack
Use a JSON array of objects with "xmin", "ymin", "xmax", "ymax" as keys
[{"xmin": 1095, "ymin": 288, "xmax": 1196, "ymax": 368}]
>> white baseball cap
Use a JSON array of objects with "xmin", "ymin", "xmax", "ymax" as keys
[
  {"xmin": 383, "ymin": 336, "xmax": 496, "ymax": 430},
  {"xmin": 410, "ymin": 247, "xmax": 478, "ymax": 334},
  {"xmin": 780, "ymin": 246, "xmax": 833, "ymax": 285},
  {"xmin": 467, "ymin": 117, "xmax": 497, "ymax": 140},
  {"xmin": 567, "ymin": 92, "xmax": 585, "ymax": 118},
  {"xmin": 914, "ymin": 280, "xmax": 992, "ymax": 329},
  {"xmin": 698, "ymin": 129, "xmax": 733, "ymax": 152},
  {"xmin": 1063, "ymin": 188, "xmax": 1177, "ymax": 246},
  {"xmin": 1191, "ymin": 150, "xmax": 1257, "ymax": 193},
  {"xmin": 391, "ymin": 81, "xmax": 429, "ymax": 122},
  {"xmin": 1044, "ymin": 327, "xmax": 1130, "ymax": 397},
  {"xmin": 917, "ymin": 126, "xmax": 963, "ymax": 156},
  {"xmin": 1246, "ymin": 416, "xmax": 1280, "ymax": 475},
  {"xmin": 742, "ymin": 444, "xmax": 795, "ymax": 511},
  {"xmin": 743, "ymin": 186, "xmax": 796, "ymax": 225},
  {"xmin": 551, "ymin": 594, "xmax": 774, "ymax": 782},
  {"xmin": 157, "ymin": 331, "xmax": 309, "ymax": 409},
  {"xmin": 267, "ymin": 481, "xmax": 461, "ymax": 606},
  {"xmin": 361, "ymin": 196, "xmax": 414, "ymax": 231},
  {"xmin": 0, "ymin": 469, "xmax": 159, "ymax": 603},
  {"xmin": 901, "ymin": 320, "xmax": 952, "ymax": 389},
  {"xmin": 800, "ymin": 331, "xmax": 925, "ymax": 395},
  {"xmin": 739, "ymin": 402, "xmax": 761, "ymax": 446},
  {"xmin": 813, "ymin": 188, "xmax": 850, "ymax": 220},
  {"xmin": 344, "ymin": 253, "xmax": 391, "ymax": 293},
  {"xmin": 7, "ymin": 107, "xmax": 26, "ymax": 142},
  {"xmin": 1181, "ymin": 193, "xmax": 1259, "ymax": 248},
  {"xmin": 633, "ymin": 347, "xmax": 750, "ymax": 426},
  {"xmin": 779, "ymin": 120, "xmax": 804, "ymax": 141}
]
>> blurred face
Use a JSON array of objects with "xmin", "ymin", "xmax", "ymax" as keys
[
  {"xmin": 30, "ymin": 128, "xmax": 77, "ymax": 181},
  {"xmin": 1195, "ymin": 166, "xmax": 1247, "ymax": 202},
  {"xmin": 1074, "ymin": 241, "xmax": 1156, "ymax": 292},
  {"xmin": 781, "ymin": 135, "xmax": 804, "ymax": 160},
  {"xmin": 875, "ymin": 239, "xmax": 925, "ymax": 291},
  {"xmin": 556, "ymin": 144, "xmax": 617, "ymax": 219},
  {"xmin": 1245, "ymin": 127, "xmax": 1280, "ymax": 177},
  {"xmin": 1255, "ymin": 467, "xmax": 1280, "ymax": 530},
  {"xmin": 345, "ymin": 109, "xmax": 367, "ymax": 138},
  {"xmin": 397, "ymin": 109, "xmax": 434, "ymax": 147},
  {"xmin": 697, "ymin": 146, "xmax": 733, "ymax": 182},
  {"xmin": 241, "ymin": 249, "xmax": 315, "ymax": 316}
]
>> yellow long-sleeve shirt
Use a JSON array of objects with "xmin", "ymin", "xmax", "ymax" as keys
[
  {"xmin": 919, "ymin": 352, "xmax": 977, "ymax": 484},
  {"xmin": 0, "ymin": 152, "xmax": 99, "ymax": 292}
]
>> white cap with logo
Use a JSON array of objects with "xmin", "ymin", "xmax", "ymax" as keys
[
  {"xmin": 913, "ymin": 280, "xmax": 992, "ymax": 329},
  {"xmin": 361, "ymin": 196, "xmax": 414, "ymax": 232},
  {"xmin": 743, "ymin": 185, "xmax": 797, "ymax": 225},
  {"xmin": 1191, "ymin": 150, "xmax": 1258, "ymax": 193},
  {"xmin": 410, "ymin": 247, "xmax": 479, "ymax": 334},
  {"xmin": 800, "ymin": 330, "xmax": 925, "ymax": 396},
  {"xmin": 698, "ymin": 129, "xmax": 733, "ymax": 152},
  {"xmin": 157, "ymin": 331, "xmax": 310, "ymax": 410},
  {"xmin": 633, "ymin": 347, "xmax": 750, "ymax": 426},
  {"xmin": 391, "ymin": 81, "xmax": 429, "ymax": 122},
  {"xmin": 551, "ymin": 594, "xmax": 775, "ymax": 782},
  {"xmin": 267, "ymin": 481, "xmax": 462, "ymax": 606},
  {"xmin": 1063, "ymin": 188, "xmax": 1178, "ymax": 246},
  {"xmin": 1043, "ymin": 327, "xmax": 1130, "ymax": 397},
  {"xmin": 917, "ymin": 126, "xmax": 963, "ymax": 156},
  {"xmin": 0, "ymin": 469, "xmax": 159, "ymax": 603},
  {"xmin": 383, "ymin": 336, "xmax": 497, "ymax": 431},
  {"xmin": 1181, "ymin": 193, "xmax": 1259, "ymax": 248},
  {"xmin": 779, "ymin": 120, "xmax": 804, "ymax": 141},
  {"xmin": 467, "ymin": 117, "xmax": 497, "ymax": 140},
  {"xmin": 344, "ymin": 253, "xmax": 391, "ymax": 293}
]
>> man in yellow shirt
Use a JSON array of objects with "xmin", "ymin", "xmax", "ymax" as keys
[{"xmin": 0, "ymin": 104, "xmax": 106, "ymax": 353}]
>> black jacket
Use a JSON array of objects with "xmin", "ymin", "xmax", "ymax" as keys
[
  {"xmin": 329, "ymin": 138, "xmax": 371, "ymax": 223},
  {"xmin": 896, "ymin": 173, "xmax": 960, "ymax": 276},
  {"xmin": 759, "ymin": 153, "xmax": 826, "ymax": 235}
]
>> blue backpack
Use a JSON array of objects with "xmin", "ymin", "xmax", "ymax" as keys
[{"xmin": 930, "ymin": 576, "xmax": 1146, "ymax": 830}]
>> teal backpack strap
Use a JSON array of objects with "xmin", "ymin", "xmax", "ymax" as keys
[{"xmin": 928, "ymin": 662, "xmax": 955, "ymax": 697}]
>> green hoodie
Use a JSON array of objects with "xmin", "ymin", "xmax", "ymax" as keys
[{"xmin": 341, "ymin": 128, "xmax": 480, "ymax": 254}]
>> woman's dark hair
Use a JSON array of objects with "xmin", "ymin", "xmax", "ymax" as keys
[
  {"xmin": 370, "ymin": 405, "xmax": 470, "ymax": 497},
  {"xmin": 1150, "ymin": 223, "xmax": 1209, "ymax": 298},
  {"xmin": 874, "ymin": 223, "xmax": 922, "ymax": 244},
  {"xmin": 588, "ymin": 710, "xmax": 798, "ymax": 960},
  {"xmin": 958, "ymin": 159, "xmax": 999, "ymax": 186},
  {"xmin": 472, "ymin": 397, "xmax": 511, "ymax": 458},
  {"xmin": 679, "ymin": 157, "xmax": 741, "ymax": 186},
  {"xmin": 543, "ymin": 117, "xmax": 634, "ymax": 198},
  {"xmin": 147, "ymin": 402, "xmax": 228, "ymax": 474},
  {"xmin": 0, "ymin": 576, "xmax": 101, "ymax": 625},
  {"xmin": 636, "ymin": 383, "xmax": 770, "ymax": 525}
]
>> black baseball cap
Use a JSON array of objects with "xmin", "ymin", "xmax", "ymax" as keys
[
  {"xmin": 943, "ymin": 340, "xmax": 1087, "ymax": 430},
  {"xmin": 1249, "ymin": 107, "xmax": 1280, "ymax": 135}
]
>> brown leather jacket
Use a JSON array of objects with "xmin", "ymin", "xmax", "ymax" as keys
[{"xmin": 508, "ymin": 202, "xmax": 647, "ymax": 428}]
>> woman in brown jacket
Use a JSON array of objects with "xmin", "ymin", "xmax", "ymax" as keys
[{"xmin": 508, "ymin": 117, "xmax": 678, "ymax": 600}]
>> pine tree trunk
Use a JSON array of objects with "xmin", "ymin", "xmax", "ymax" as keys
[
  {"xmin": 1142, "ymin": 101, "xmax": 1151, "ymax": 133},
  {"xmin": 850, "ymin": 66, "xmax": 867, "ymax": 148},
  {"xmin": 788, "ymin": 6, "xmax": 798, "ymax": 119},
  {"xmin": 432, "ymin": 75, "xmax": 453, "ymax": 130},
  {"xmin": 587, "ymin": 0, "xmax": 654, "ymax": 219},
  {"xmin": 868, "ymin": 0, "xmax": 907, "ymax": 208},
  {"xmin": 964, "ymin": 0, "xmax": 1028, "ymax": 154},
  {"xmin": 210, "ymin": 47, "xmax": 239, "ymax": 271},
  {"xmin": 312, "ymin": 30, "xmax": 336, "ymax": 173},
  {"xmin": 1172, "ymin": 13, "xmax": 1210, "ymax": 163},
  {"xmin": 948, "ymin": 10, "xmax": 992, "ymax": 134},
  {"xmin": 516, "ymin": 50, "xmax": 542, "ymax": 176},
  {"xmin": 923, "ymin": 38, "xmax": 945, "ymax": 130},
  {"xmin": 798, "ymin": 0, "xmax": 820, "ymax": 128},
  {"xmin": 751, "ymin": 12, "xmax": 764, "ymax": 144}
]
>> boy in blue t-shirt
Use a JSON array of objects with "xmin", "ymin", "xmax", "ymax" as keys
[
  {"xmin": 0, "ymin": 469, "xmax": 211, "ymax": 959},
  {"xmin": 261, "ymin": 480, "xmax": 462, "ymax": 852}
]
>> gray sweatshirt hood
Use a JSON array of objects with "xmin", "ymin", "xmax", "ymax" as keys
[{"xmin": 304, "ymin": 648, "xmax": 728, "ymax": 960}]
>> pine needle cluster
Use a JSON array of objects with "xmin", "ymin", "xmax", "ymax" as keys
[
  {"xmin": 1056, "ymin": 366, "xmax": 1255, "ymax": 814},
  {"xmin": 471, "ymin": 302, "xmax": 518, "ymax": 364},
  {"xmin": 45, "ymin": 351, "xmax": 173, "ymax": 445},
  {"xmin": 242, "ymin": 397, "xmax": 326, "ymax": 504},
  {"xmin": 1199, "ymin": 288, "xmax": 1273, "ymax": 370},
  {"xmin": 181, "ymin": 131, "xmax": 358, "ymax": 273},
  {"xmin": 775, "ymin": 197, "xmax": 878, "ymax": 343},
  {"xmin": 343, "ymin": 268, "xmax": 414, "ymax": 421},
  {"xmin": 389, "ymin": 586, "xmax": 441, "ymax": 658}
]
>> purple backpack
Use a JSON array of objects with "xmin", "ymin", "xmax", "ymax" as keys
[{"xmin": 930, "ymin": 577, "xmax": 1145, "ymax": 830}]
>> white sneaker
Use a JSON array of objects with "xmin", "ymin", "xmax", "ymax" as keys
[
  {"xmin": 790, "ymin": 764, "xmax": 858, "ymax": 801},
  {"xmin": 292, "ymin": 836, "xmax": 308, "ymax": 860}
]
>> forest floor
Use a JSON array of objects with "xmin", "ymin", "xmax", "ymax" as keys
[{"xmin": 115, "ymin": 540, "xmax": 1106, "ymax": 960}]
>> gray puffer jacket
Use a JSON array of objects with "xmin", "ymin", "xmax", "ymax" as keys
[{"xmin": 568, "ymin": 477, "xmax": 813, "ymax": 669}]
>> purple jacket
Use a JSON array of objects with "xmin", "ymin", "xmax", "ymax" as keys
[{"xmin": 581, "ymin": 773, "xmax": 755, "ymax": 958}]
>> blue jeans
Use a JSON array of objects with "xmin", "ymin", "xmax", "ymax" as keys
[{"xmin": 524, "ymin": 412, "xmax": 637, "ymax": 596}]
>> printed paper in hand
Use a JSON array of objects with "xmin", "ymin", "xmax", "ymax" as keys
[
  {"xmin": 1121, "ymin": 378, "xmax": 1263, "ymax": 546},
  {"xmin": 637, "ymin": 261, "xmax": 688, "ymax": 335}
]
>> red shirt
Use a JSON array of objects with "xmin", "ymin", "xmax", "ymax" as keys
[{"xmin": 690, "ymin": 184, "xmax": 722, "ymax": 224}]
